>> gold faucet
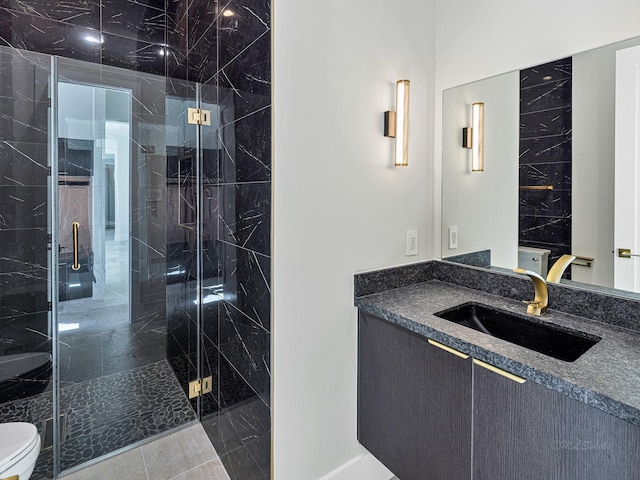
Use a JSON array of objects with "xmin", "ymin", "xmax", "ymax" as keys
[
  {"xmin": 513, "ymin": 268, "xmax": 548, "ymax": 315},
  {"xmin": 546, "ymin": 254, "xmax": 577, "ymax": 283}
]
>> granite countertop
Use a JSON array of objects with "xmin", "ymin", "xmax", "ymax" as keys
[{"xmin": 355, "ymin": 279, "xmax": 640, "ymax": 426}]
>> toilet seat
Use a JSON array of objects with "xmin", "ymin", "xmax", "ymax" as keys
[{"xmin": 0, "ymin": 423, "xmax": 39, "ymax": 473}]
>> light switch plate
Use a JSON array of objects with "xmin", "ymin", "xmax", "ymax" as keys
[
  {"xmin": 448, "ymin": 226, "xmax": 458, "ymax": 249},
  {"xmin": 406, "ymin": 230, "xmax": 418, "ymax": 256}
]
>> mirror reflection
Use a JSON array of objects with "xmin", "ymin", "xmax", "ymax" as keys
[{"xmin": 442, "ymin": 35, "xmax": 640, "ymax": 297}]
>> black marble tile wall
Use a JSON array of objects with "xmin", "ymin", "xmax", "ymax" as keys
[
  {"xmin": 198, "ymin": 0, "xmax": 272, "ymax": 477},
  {"xmin": 164, "ymin": 3, "xmax": 272, "ymax": 477},
  {"xmin": 0, "ymin": 48, "xmax": 52, "ymax": 432},
  {"xmin": 0, "ymin": 0, "xmax": 193, "ymax": 78},
  {"xmin": 519, "ymin": 58, "xmax": 572, "ymax": 276}
]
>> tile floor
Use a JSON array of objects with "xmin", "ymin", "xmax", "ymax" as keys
[{"xmin": 61, "ymin": 423, "xmax": 230, "ymax": 480}]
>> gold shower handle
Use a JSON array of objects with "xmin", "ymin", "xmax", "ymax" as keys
[{"xmin": 72, "ymin": 221, "xmax": 80, "ymax": 271}]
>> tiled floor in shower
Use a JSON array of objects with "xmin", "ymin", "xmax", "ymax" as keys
[
  {"xmin": 61, "ymin": 423, "xmax": 230, "ymax": 480},
  {"xmin": 58, "ymin": 360, "xmax": 197, "ymax": 472}
]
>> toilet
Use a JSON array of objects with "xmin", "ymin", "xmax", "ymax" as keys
[
  {"xmin": 518, "ymin": 246, "xmax": 552, "ymax": 277},
  {"xmin": 0, "ymin": 423, "xmax": 41, "ymax": 480}
]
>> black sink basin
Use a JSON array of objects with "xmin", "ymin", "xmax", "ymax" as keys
[{"xmin": 434, "ymin": 302, "xmax": 601, "ymax": 362}]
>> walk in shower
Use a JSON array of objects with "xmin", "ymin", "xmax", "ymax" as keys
[{"xmin": 0, "ymin": 37, "xmax": 270, "ymax": 479}]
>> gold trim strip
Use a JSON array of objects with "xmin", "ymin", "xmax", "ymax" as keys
[
  {"xmin": 519, "ymin": 185, "xmax": 553, "ymax": 190},
  {"xmin": 2, "ymin": 475, "xmax": 20, "ymax": 480},
  {"xmin": 428, "ymin": 339, "xmax": 469, "ymax": 359},
  {"xmin": 473, "ymin": 359, "xmax": 526, "ymax": 383}
]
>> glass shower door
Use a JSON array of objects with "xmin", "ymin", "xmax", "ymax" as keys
[{"xmin": 53, "ymin": 57, "xmax": 200, "ymax": 475}]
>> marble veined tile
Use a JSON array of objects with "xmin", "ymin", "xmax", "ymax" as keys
[
  {"xmin": 217, "ymin": 0, "xmax": 270, "ymax": 72},
  {"xmin": 519, "ymin": 189, "xmax": 571, "ymax": 218},
  {"xmin": 520, "ymin": 78, "xmax": 571, "ymax": 113},
  {"xmin": 519, "ymin": 162, "xmax": 571, "ymax": 190},
  {"xmin": 221, "ymin": 244, "xmax": 270, "ymax": 331},
  {"xmin": 519, "ymin": 134, "xmax": 572, "ymax": 165},
  {"xmin": 102, "ymin": 0, "xmax": 167, "ymax": 44},
  {"xmin": 219, "ymin": 106, "xmax": 271, "ymax": 183},
  {"xmin": 0, "ymin": 96, "xmax": 49, "ymax": 143},
  {"xmin": 218, "ymin": 29, "xmax": 270, "ymax": 100},
  {"xmin": 218, "ymin": 301, "xmax": 270, "ymax": 406},
  {"xmin": 520, "ymin": 57, "xmax": 572, "ymax": 89},
  {"xmin": 0, "ymin": 185, "xmax": 48, "ymax": 229},
  {"xmin": 2, "ymin": 0, "xmax": 100, "ymax": 29},
  {"xmin": 520, "ymin": 105, "xmax": 572, "ymax": 139},
  {"xmin": 0, "ymin": 49, "xmax": 51, "ymax": 101},
  {"xmin": 0, "ymin": 227, "xmax": 47, "ymax": 271},
  {"xmin": 0, "ymin": 9, "xmax": 101, "ymax": 63},
  {"xmin": 101, "ymin": 33, "xmax": 166, "ymax": 76},
  {"xmin": 0, "ymin": 141, "xmax": 49, "ymax": 187},
  {"xmin": 219, "ymin": 181, "xmax": 271, "ymax": 256},
  {"xmin": 519, "ymin": 214, "xmax": 571, "ymax": 245}
]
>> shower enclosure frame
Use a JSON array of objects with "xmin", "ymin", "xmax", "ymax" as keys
[{"xmin": 44, "ymin": 53, "xmax": 209, "ymax": 479}]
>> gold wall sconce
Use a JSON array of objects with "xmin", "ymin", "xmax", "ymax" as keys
[
  {"xmin": 462, "ymin": 102, "xmax": 484, "ymax": 171},
  {"xmin": 384, "ymin": 79, "xmax": 410, "ymax": 166}
]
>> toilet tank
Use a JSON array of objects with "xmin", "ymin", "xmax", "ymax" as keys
[{"xmin": 518, "ymin": 247, "xmax": 551, "ymax": 276}]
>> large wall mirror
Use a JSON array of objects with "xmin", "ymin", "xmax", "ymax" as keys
[{"xmin": 441, "ymin": 35, "xmax": 640, "ymax": 298}]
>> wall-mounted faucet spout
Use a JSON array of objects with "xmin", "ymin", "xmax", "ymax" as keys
[
  {"xmin": 546, "ymin": 254, "xmax": 577, "ymax": 283},
  {"xmin": 513, "ymin": 268, "xmax": 548, "ymax": 315}
]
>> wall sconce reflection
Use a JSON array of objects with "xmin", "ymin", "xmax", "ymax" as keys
[
  {"xmin": 462, "ymin": 102, "xmax": 484, "ymax": 172},
  {"xmin": 384, "ymin": 79, "xmax": 410, "ymax": 166}
]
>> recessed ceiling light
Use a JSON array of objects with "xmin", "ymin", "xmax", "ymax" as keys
[
  {"xmin": 543, "ymin": 75, "xmax": 552, "ymax": 81},
  {"xmin": 222, "ymin": 9, "xmax": 234, "ymax": 17}
]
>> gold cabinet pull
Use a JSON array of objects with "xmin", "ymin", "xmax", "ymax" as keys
[
  {"xmin": 428, "ymin": 339, "xmax": 469, "ymax": 359},
  {"xmin": 473, "ymin": 359, "xmax": 526, "ymax": 384},
  {"xmin": 72, "ymin": 221, "xmax": 80, "ymax": 271}
]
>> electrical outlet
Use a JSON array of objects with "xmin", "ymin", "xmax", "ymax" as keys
[
  {"xmin": 406, "ymin": 230, "xmax": 418, "ymax": 256},
  {"xmin": 448, "ymin": 226, "xmax": 458, "ymax": 249}
]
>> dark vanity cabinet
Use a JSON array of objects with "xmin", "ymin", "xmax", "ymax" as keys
[
  {"xmin": 358, "ymin": 311, "xmax": 640, "ymax": 480},
  {"xmin": 473, "ymin": 365, "xmax": 640, "ymax": 480},
  {"xmin": 357, "ymin": 311, "xmax": 472, "ymax": 480}
]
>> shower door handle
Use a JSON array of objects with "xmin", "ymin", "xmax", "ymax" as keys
[{"xmin": 72, "ymin": 221, "xmax": 80, "ymax": 271}]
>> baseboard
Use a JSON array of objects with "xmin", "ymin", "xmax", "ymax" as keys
[{"xmin": 317, "ymin": 452, "xmax": 394, "ymax": 480}]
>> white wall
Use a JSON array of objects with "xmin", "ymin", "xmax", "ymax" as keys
[
  {"xmin": 272, "ymin": 0, "xmax": 435, "ymax": 478},
  {"xmin": 105, "ymin": 121, "xmax": 131, "ymax": 243},
  {"xmin": 441, "ymin": 72, "xmax": 519, "ymax": 267},
  {"xmin": 433, "ymin": 0, "xmax": 640, "ymax": 258}
]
